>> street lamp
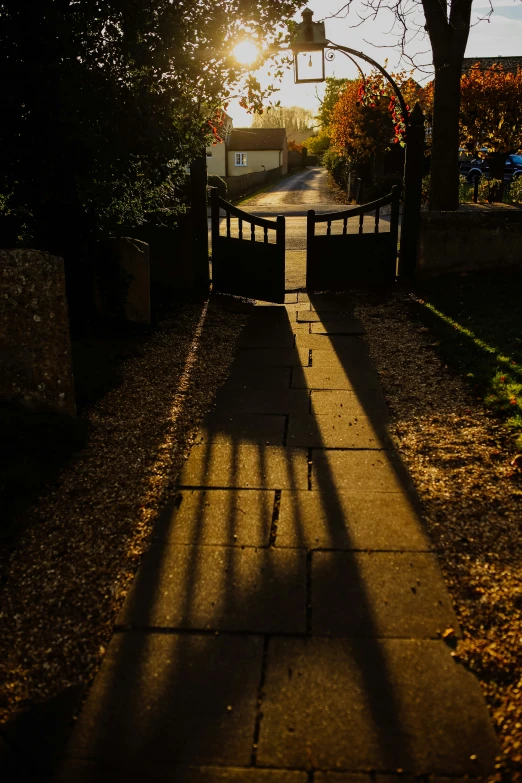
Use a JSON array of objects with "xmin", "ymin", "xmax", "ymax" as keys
[
  {"xmin": 288, "ymin": 7, "xmax": 424, "ymax": 278},
  {"xmin": 291, "ymin": 8, "xmax": 326, "ymax": 83},
  {"xmin": 289, "ymin": 8, "xmax": 408, "ymax": 123}
]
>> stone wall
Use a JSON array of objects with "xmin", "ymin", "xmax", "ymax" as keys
[
  {"xmin": 417, "ymin": 207, "xmax": 522, "ymax": 278},
  {"xmin": 0, "ymin": 249, "xmax": 75, "ymax": 415}
]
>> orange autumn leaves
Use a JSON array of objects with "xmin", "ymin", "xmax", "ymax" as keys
[
  {"xmin": 329, "ymin": 63, "xmax": 522, "ymax": 163},
  {"xmin": 329, "ymin": 71, "xmax": 429, "ymax": 161},
  {"xmin": 460, "ymin": 64, "xmax": 522, "ymax": 157}
]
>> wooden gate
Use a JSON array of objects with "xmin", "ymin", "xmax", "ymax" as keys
[
  {"xmin": 306, "ymin": 185, "xmax": 400, "ymax": 290},
  {"xmin": 210, "ymin": 189, "xmax": 285, "ymax": 303}
]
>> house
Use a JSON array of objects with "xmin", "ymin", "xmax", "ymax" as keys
[
  {"xmin": 462, "ymin": 56, "xmax": 522, "ymax": 74},
  {"xmin": 227, "ymin": 128, "xmax": 288, "ymax": 176},
  {"xmin": 206, "ymin": 114, "xmax": 233, "ymax": 177}
]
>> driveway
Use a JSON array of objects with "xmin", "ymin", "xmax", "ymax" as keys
[{"xmin": 241, "ymin": 166, "xmax": 342, "ymax": 211}]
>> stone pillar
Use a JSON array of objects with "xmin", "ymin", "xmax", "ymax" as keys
[
  {"xmin": 95, "ymin": 237, "xmax": 151, "ymax": 325},
  {"xmin": 0, "ymin": 249, "xmax": 76, "ymax": 415}
]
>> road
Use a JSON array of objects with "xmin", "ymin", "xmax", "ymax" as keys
[
  {"xmin": 210, "ymin": 167, "xmax": 392, "ymax": 291},
  {"xmin": 241, "ymin": 166, "xmax": 342, "ymax": 210}
]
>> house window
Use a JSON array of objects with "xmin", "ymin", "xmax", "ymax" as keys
[{"xmin": 235, "ymin": 152, "xmax": 247, "ymax": 166}]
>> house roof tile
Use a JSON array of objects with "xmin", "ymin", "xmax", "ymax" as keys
[
  {"xmin": 228, "ymin": 128, "xmax": 287, "ymax": 151},
  {"xmin": 462, "ymin": 56, "xmax": 522, "ymax": 74}
]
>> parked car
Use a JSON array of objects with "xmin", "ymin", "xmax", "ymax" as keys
[{"xmin": 459, "ymin": 153, "xmax": 522, "ymax": 183}]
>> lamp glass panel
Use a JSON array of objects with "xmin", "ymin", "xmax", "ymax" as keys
[{"xmin": 294, "ymin": 49, "xmax": 325, "ymax": 83}]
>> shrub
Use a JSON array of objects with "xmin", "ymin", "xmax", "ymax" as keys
[
  {"xmin": 421, "ymin": 174, "xmax": 430, "ymax": 206},
  {"xmin": 363, "ymin": 173, "xmax": 403, "ymax": 203},
  {"xmin": 507, "ymin": 177, "xmax": 522, "ymax": 203},
  {"xmin": 322, "ymin": 149, "xmax": 350, "ymax": 189},
  {"xmin": 477, "ymin": 177, "xmax": 503, "ymax": 203},
  {"xmin": 459, "ymin": 174, "xmax": 473, "ymax": 203}
]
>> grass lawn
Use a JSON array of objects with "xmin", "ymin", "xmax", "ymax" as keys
[{"xmin": 413, "ymin": 268, "xmax": 522, "ymax": 450}]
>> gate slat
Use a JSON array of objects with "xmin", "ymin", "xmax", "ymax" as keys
[
  {"xmin": 375, "ymin": 208, "xmax": 380, "ymax": 234},
  {"xmin": 359, "ymin": 214, "xmax": 364, "ymax": 234}
]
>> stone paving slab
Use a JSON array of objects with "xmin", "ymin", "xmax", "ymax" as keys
[
  {"xmin": 154, "ymin": 489, "xmax": 275, "ymax": 546},
  {"xmin": 291, "ymin": 367, "xmax": 381, "ymax": 391},
  {"xmin": 296, "ymin": 312, "xmax": 356, "ymax": 323},
  {"xmin": 195, "ymin": 413, "xmax": 286, "ymax": 446},
  {"xmin": 310, "ymin": 346, "xmax": 375, "ymax": 369},
  {"xmin": 119, "ymin": 546, "xmax": 307, "ymax": 633},
  {"xmin": 214, "ymin": 388, "xmax": 310, "ymax": 416},
  {"xmin": 56, "ymin": 762, "xmax": 308, "ymax": 783},
  {"xmin": 314, "ymin": 775, "xmax": 416, "ymax": 783},
  {"xmin": 307, "ymin": 294, "xmax": 356, "ymax": 311},
  {"xmin": 312, "ymin": 450, "xmax": 408, "ymax": 493},
  {"xmin": 238, "ymin": 330, "xmax": 295, "ymax": 349},
  {"xmin": 232, "ymin": 347, "xmax": 309, "ymax": 367},
  {"xmin": 65, "ymin": 632, "xmax": 263, "ymax": 767},
  {"xmin": 314, "ymin": 775, "xmax": 483, "ymax": 782},
  {"xmin": 178, "ymin": 443, "xmax": 309, "ymax": 489},
  {"xmin": 257, "ymin": 638, "xmax": 498, "ymax": 775},
  {"xmin": 222, "ymin": 366, "xmax": 292, "ymax": 390},
  {"xmin": 311, "ymin": 390, "xmax": 388, "ymax": 416},
  {"xmin": 312, "ymin": 551, "xmax": 459, "ymax": 638},
  {"xmin": 276, "ymin": 491, "xmax": 430, "ymax": 551},
  {"xmin": 310, "ymin": 321, "xmax": 365, "ymax": 335},
  {"xmin": 295, "ymin": 334, "xmax": 369, "ymax": 350},
  {"xmin": 286, "ymin": 413, "xmax": 389, "ymax": 449}
]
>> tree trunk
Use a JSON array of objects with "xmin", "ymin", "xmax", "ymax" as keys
[
  {"xmin": 429, "ymin": 63, "xmax": 462, "ymax": 211},
  {"xmin": 423, "ymin": 0, "xmax": 473, "ymax": 211}
]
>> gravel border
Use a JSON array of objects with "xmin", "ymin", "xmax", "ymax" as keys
[
  {"xmin": 0, "ymin": 296, "xmax": 250, "ymax": 723},
  {"xmin": 354, "ymin": 287, "xmax": 522, "ymax": 781}
]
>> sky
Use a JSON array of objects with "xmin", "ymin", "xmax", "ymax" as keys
[{"xmin": 227, "ymin": 0, "xmax": 522, "ymax": 127}]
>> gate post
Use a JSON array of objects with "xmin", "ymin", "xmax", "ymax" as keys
[
  {"xmin": 390, "ymin": 185, "xmax": 401, "ymax": 271},
  {"xmin": 210, "ymin": 187, "xmax": 220, "ymax": 279},
  {"xmin": 306, "ymin": 209, "xmax": 315, "ymax": 290},
  {"xmin": 399, "ymin": 103, "xmax": 425, "ymax": 280},
  {"xmin": 276, "ymin": 214, "xmax": 286, "ymax": 298},
  {"xmin": 189, "ymin": 150, "xmax": 210, "ymax": 293}
]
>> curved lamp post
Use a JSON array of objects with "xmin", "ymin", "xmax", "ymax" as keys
[{"xmin": 290, "ymin": 7, "xmax": 424, "ymax": 278}]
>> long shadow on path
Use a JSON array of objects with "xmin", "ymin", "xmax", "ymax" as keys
[{"xmin": 54, "ymin": 295, "xmax": 498, "ymax": 782}]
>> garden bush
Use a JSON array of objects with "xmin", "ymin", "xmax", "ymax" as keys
[{"xmin": 507, "ymin": 177, "xmax": 522, "ymax": 203}]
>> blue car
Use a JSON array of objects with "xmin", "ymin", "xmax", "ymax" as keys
[{"xmin": 460, "ymin": 153, "xmax": 522, "ymax": 183}]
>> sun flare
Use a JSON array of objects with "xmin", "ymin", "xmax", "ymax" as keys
[{"xmin": 233, "ymin": 41, "xmax": 259, "ymax": 65}]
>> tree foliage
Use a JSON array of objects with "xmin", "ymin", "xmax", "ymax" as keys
[
  {"xmin": 330, "ymin": 79, "xmax": 393, "ymax": 162},
  {"xmin": 316, "ymin": 77, "xmax": 349, "ymax": 129},
  {"xmin": 324, "ymin": 0, "xmax": 474, "ymax": 210},
  {"xmin": 459, "ymin": 64, "xmax": 522, "ymax": 157},
  {"xmin": 329, "ymin": 71, "xmax": 428, "ymax": 162},
  {"xmin": 251, "ymin": 105, "xmax": 315, "ymax": 133},
  {"xmin": 0, "ymin": 0, "xmax": 301, "ymax": 248}
]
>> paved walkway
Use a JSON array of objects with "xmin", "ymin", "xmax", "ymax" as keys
[{"xmin": 56, "ymin": 293, "xmax": 498, "ymax": 782}]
